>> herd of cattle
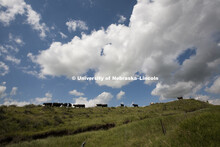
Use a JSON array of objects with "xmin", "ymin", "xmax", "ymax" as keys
[
  {"xmin": 43, "ymin": 103, "xmax": 139, "ymax": 108},
  {"xmin": 43, "ymin": 97, "xmax": 184, "ymax": 108}
]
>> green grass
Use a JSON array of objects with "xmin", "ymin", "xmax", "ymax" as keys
[{"xmin": 0, "ymin": 99, "xmax": 219, "ymax": 147}]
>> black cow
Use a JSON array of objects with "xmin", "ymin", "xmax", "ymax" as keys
[
  {"xmin": 53, "ymin": 103, "xmax": 63, "ymax": 107},
  {"xmin": 73, "ymin": 104, "xmax": 85, "ymax": 108},
  {"xmin": 96, "ymin": 104, "xmax": 108, "ymax": 107},
  {"xmin": 177, "ymin": 97, "xmax": 183, "ymax": 100},
  {"xmin": 43, "ymin": 103, "xmax": 52, "ymax": 106},
  {"xmin": 132, "ymin": 104, "xmax": 138, "ymax": 107},
  {"xmin": 63, "ymin": 103, "xmax": 72, "ymax": 107},
  {"xmin": 120, "ymin": 104, "xmax": 124, "ymax": 107}
]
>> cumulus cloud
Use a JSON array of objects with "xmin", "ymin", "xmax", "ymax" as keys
[
  {"xmin": 10, "ymin": 87, "xmax": 17, "ymax": 96},
  {"xmin": 0, "ymin": 0, "xmax": 26, "ymax": 25},
  {"xmin": 116, "ymin": 90, "xmax": 125, "ymax": 100},
  {"xmin": 74, "ymin": 92, "xmax": 113, "ymax": 107},
  {"xmin": 34, "ymin": 92, "xmax": 52, "ymax": 104},
  {"xmin": 2, "ymin": 99, "xmax": 30, "ymax": 106},
  {"xmin": 118, "ymin": 15, "xmax": 126, "ymax": 23},
  {"xmin": 5, "ymin": 55, "xmax": 21, "ymax": 64},
  {"xmin": 193, "ymin": 95, "xmax": 220, "ymax": 105},
  {"xmin": 194, "ymin": 95, "xmax": 210, "ymax": 102},
  {"xmin": 0, "ymin": 85, "xmax": 29, "ymax": 106},
  {"xmin": 31, "ymin": 0, "xmax": 220, "ymax": 97},
  {"xmin": 69, "ymin": 89, "xmax": 84, "ymax": 96},
  {"xmin": 151, "ymin": 82, "xmax": 198, "ymax": 100},
  {"xmin": 205, "ymin": 76, "xmax": 220, "ymax": 94},
  {"xmin": 66, "ymin": 20, "xmax": 88, "ymax": 32},
  {"xmin": 0, "ymin": 0, "xmax": 48, "ymax": 38},
  {"xmin": 0, "ymin": 61, "xmax": 9, "ymax": 76},
  {"xmin": 208, "ymin": 99, "xmax": 220, "ymax": 105},
  {"xmin": 0, "ymin": 85, "xmax": 6, "ymax": 98}
]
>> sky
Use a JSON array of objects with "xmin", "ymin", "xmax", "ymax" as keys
[{"xmin": 0, "ymin": 0, "xmax": 220, "ymax": 107}]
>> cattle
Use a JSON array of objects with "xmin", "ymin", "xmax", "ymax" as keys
[
  {"xmin": 96, "ymin": 104, "xmax": 108, "ymax": 107},
  {"xmin": 43, "ymin": 102, "xmax": 72, "ymax": 107},
  {"xmin": 73, "ymin": 104, "xmax": 85, "ymax": 108},
  {"xmin": 150, "ymin": 102, "xmax": 154, "ymax": 105},
  {"xmin": 132, "ymin": 104, "xmax": 138, "ymax": 107},
  {"xmin": 120, "ymin": 104, "xmax": 124, "ymax": 107},
  {"xmin": 52, "ymin": 103, "xmax": 63, "ymax": 107},
  {"xmin": 177, "ymin": 97, "xmax": 183, "ymax": 100},
  {"xmin": 43, "ymin": 103, "xmax": 53, "ymax": 107},
  {"xmin": 63, "ymin": 103, "xmax": 72, "ymax": 107}
]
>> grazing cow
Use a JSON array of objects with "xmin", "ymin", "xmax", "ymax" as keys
[
  {"xmin": 63, "ymin": 103, "xmax": 72, "ymax": 107},
  {"xmin": 43, "ymin": 103, "xmax": 52, "ymax": 107},
  {"xmin": 120, "ymin": 104, "xmax": 124, "ymax": 107},
  {"xmin": 132, "ymin": 104, "xmax": 138, "ymax": 107},
  {"xmin": 177, "ymin": 97, "xmax": 183, "ymax": 100},
  {"xmin": 150, "ymin": 102, "xmax": 154, "ymax": 105},
  {"xmin": 96, "ymin": 104, "xmax": 108, "ymax": 107},
  {"xmin": 53, "ymin": 103, "xmax": 63, "ymax": 107},
  {"xmin": 73, "ymin": 104, "xmax": 85, "ymax": 108}
]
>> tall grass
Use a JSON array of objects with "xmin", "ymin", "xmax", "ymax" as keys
[{"xmin": 1, "ymin": 99, "xmax": 218, "ymax": 146}]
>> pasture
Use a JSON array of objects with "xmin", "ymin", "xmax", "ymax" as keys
[{"xmin": 0, "ymin": 99, "xmax": 219, "ymax": 146}]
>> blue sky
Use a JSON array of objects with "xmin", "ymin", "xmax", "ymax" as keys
[{"xmin": 0, "ymin": 0, "xmax": 220, "ymax": 107}]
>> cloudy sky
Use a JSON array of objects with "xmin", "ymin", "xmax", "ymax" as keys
[{"xmin": 0, "ymin": 0, "xmax": 220, "ymax": 107}]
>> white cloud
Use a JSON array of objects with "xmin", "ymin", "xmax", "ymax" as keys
[
  {"xmin": 118, "ymin": 15, "xmax": 126, "ymax": 23},
  {"xmin": 0, "ymin": 0, "xmax": 26, "ymax": 25},
  {"xmin": 4, "ymin": 45, "xmax": 19, "ymax": 53},
  {"xmin": 116, "ymin": 90, "xmax": 125, "ymax": 100},
  {"xmin": 205, "ymin": 76, "xmax": 220, "ymax": 94},
  {"xmin": 194, "ymin": 95, "xmax": 220, "ymax": 105},
  {"xmin": 66, "ymin": 20, "xmax": 88, "ymax": 32},
  {"xmin": 208, "ymin": 99, "xmax": 220, "ymax": 105},
  {"xmin": 34, "ymin": 92, "xmax": 52, "ymax": 104},
  {"xmin": 15, "ymin": 38, "xmax": 23, "ymax": 45},
  {"xmin": 194, "ymin": 95, "xmax": 210, "ymax": 102},
  {"xmin": 31, "ymin": 0, "xmax": 220, "ymax": 97},
  {"xmin": 0, "ymin": 61, "xmax": 9, "ymax": 76},
  {"xmin": 0, "ymin": 85, "xmax": 28, "ymax": 106},
  {"xmin": 5, "ymin": 55, "xmax": 21, "ymax": 64},
  {"xmin": 0, "ymin": 85, "xmax": 6, "ymax": 98},
  {"xmin": 22, "ymin": 70, "xmax": 45, "ymax": 79},
  {"xmin": 0, "ymin": 0, "xmax": 48, "ymax": 38},
  {"xmin": 74, "ymin": 92, "xmax": 113, "ymax": 107},
  {"xmin": 0, "ymin": 45, "xmax": 8, "ymax": 54},
  {"xmin": 59, "ymin": 32, "xmax": 68, "ymax": 39},
  {"xmin": 69, "ymin": 89, "xmax": 84, "ymax": 96},
  {"xmin": 151, "ymin": 82, "xmax": 197, "ymax": 100},
  {"xmin": 10, "ymin": 87, "xmax": 17, "ymax": 96},
  {"xmin": 25, "ymin": 5, "xmax": 48, "ymax": 38},
  {"xmin": 3, "ymin": 99, "xmax": 30, "ymax": 106},
  {"xmin": 27, "ymin": 52, "xmax": 35, "ymax": 61},
  {"xmin": 9, "ymin": 33, "xmax": 24, "ymax": 45}
]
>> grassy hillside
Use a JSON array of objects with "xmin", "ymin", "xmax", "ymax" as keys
[{"xmin": 0, "ymin": 99, "xmax": 219, "ymax": 147}]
